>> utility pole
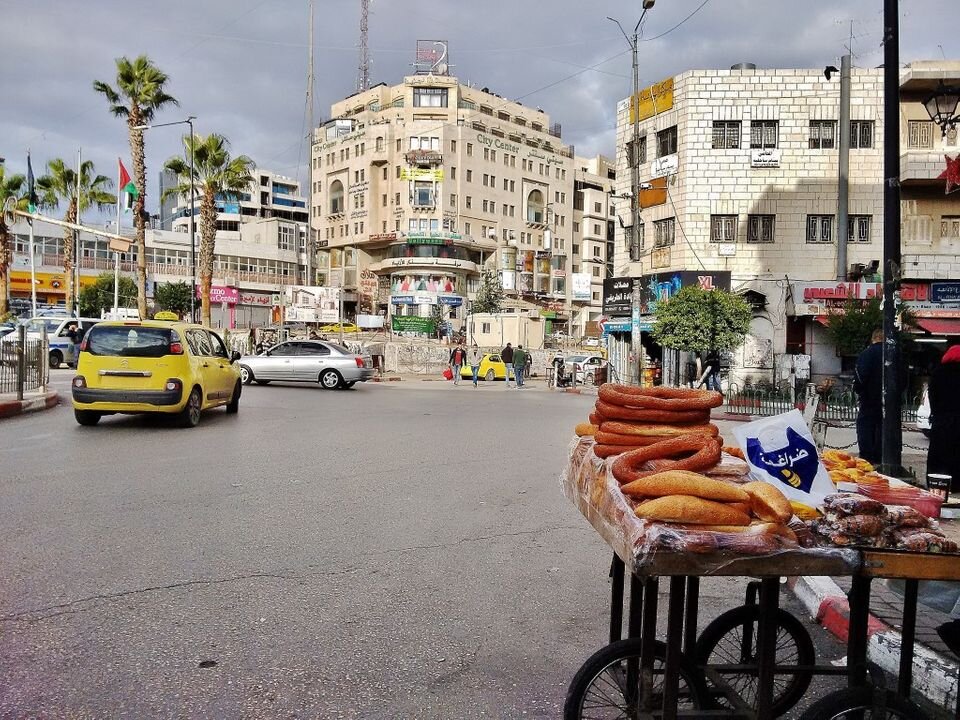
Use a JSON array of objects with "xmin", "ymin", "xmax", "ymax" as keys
[
  {"xmin": 836, "ymin": 54, "xmax": 852, "ymax": 281},
  {"xmin": 881, "ymin": 0, "xmax": 902, "ymax": 473},
  {"xmin": 609, "ymin": 0, "xmax": 654, "ymax": 386},
  {"xmin": 74, "ymin": 147, "xmax": 82, "ymax": 314},
  {"xmin": 306, "ymin": 0, "xmax": 315, "ymax": 286}
]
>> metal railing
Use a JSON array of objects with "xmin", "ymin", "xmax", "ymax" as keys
[
  {"xmin": 723, "ymin": 381, "xmax": 921, "ymax": 424},
  {"xmin": 0, "ymin": 328, "xmax": 49, "ymax": 399}
]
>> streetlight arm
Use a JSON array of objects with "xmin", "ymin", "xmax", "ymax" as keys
[{"xmin": 133, "ymin": 116, "xmax": 197, "ymax": 131}]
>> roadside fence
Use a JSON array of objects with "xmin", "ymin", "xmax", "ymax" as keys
[{"xmin": 0, "ymin": 327, "xmax": 49, "ymax": 399}]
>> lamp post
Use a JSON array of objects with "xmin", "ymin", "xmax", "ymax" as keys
[
  {"xmin": 134, "ymin": 117, "xmax": 196, "ymax": 320},
  {"xmin": 609, "ymin": 0, "xmax": 655, "ymax": 386},
  {"xmin": 923, "ymin": 82, "xmax": 960, "ymax": 138}
]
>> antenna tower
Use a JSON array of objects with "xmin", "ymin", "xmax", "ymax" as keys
[{"xmin": 357, "ymin": 0, "xmax": 370, "ymax": 92}]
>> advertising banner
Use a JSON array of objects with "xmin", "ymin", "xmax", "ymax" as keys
[
  {"xmin": 392, "ymin": 315, "xmax": 436, "ymax": 334},
  {"xmin": 571, "ymin": 272, "xmax": 592, "ymax": 301},
  {"xmin": 198, "ymin": 285, "xmax": 239, "ymax": 304},
  {"xmin": 284, "ymin": 286, "xmax": 340, "ymax": 323}
]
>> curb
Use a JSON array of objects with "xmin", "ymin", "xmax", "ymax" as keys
[
  {"xmin": 789, "ymin": 575, "xmax": 959, "ymax": 709},
  {"xmin": 0, "ymin": 390, "xmax": 60, "ymax": 419}
]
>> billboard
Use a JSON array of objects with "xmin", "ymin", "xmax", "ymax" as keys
[
  {"xmin": 284, "ymin": 285, "xmax": 340, "ymax": 323},
  {"xmin": 571, "ymin": 272, "xmax": 592, "ymax": 301},
  {"xmin": 603, "ymin": 271, "xmax": 732, "ymax": 318}
]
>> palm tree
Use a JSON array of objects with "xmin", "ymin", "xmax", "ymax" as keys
[
  {"xmin": 93, "ymin": 55, "xmax": 178, "ymax": 318},
  {"xmin": 163, "ymin": 133, "xmax": 254, "ymax": 327},
  {"xmin": 0, "ymin": 167, "xmax": 28, "ymax": 317},
  {"xmin": 36, "ymin": 159, "xmax": 116, "ymax": 314}
]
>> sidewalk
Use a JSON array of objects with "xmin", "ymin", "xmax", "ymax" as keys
[
  {"xmin": 369, "ymin": 372, "xmax": 600, "ymax": 394},
  {"xmin": 0, "ymin": 389, "xmax": 60, "ymax": 419}
]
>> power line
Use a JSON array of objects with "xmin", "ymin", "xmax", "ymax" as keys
[{"xmin": 640, "ymin": 0, "xmax": 713, "ymax": 43}]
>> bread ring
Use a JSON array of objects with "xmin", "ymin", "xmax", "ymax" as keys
[
  {"xmin": 595, "ymin": 431, "xmax": 666, "ymax": 446},
  {"xmin": 599, "ymin": 384, "xmax": 723, "ymax": 411},
  {"xmin": 594, "ymin": 443, "xmax": 640, "ymax": 458},
  {"xmin": 589, "ymin": 412, "xmax": 603, "ymax": 426},
  {"xmin": 575, "ymin": 423, "xmax": 599, "ymax": 437},
  {"xmin": 596, "ymin": 400, "xmax": 710, "ymax": 424},
  {"xmin": 600, "ymin": 421, "xmax": 718, "ymax": 438},
  {"xmin": 612, "ymin": 436, "xmax": 722, "ymax": 484}
]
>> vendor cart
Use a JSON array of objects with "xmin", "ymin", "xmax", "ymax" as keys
[{"xmin": 561, "ymin": 439, "xmax": 960, "ymax": 720}]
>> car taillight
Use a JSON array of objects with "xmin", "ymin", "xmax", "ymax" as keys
[
  {"xmin": 169, "ymin": 342, "xmax": 184, "ymax": 355},
  {"xmin": 73, "ymin": 376, "xmax": 87, "ymax": 388},
  {"xmin": 165, "ymin": 379, "xmax": 182, "ymax": 392},
  {"xmin": 355, "ymin": 356, "xmax": 364, "ymax": 368}
]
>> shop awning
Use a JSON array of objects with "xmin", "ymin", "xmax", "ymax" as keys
[{"xmin": 916, "ymin": 318, "xmax": 960, "ymax": 336}]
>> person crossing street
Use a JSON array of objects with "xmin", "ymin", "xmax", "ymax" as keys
[
  {"xmin": 448, "ymin": 342, "xmax": 467, "ymax": 386},
  {"xmin": 467, "ymin": 343, "xmax": 483, "ymax": 388},
  {"xmin": 501, "ymin": 342, "xmax": 515, "ymax": 388},
  {"xmin": 513, "ymin": 344, "xmax": 528, "ymax": 389}
]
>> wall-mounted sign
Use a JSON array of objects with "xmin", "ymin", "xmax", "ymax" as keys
[
  {"xmin": 199, "ymin": 285, "xmax": 239, "ymax": 304},
  {"xmin": 392, "ymin": 315, "xmax": 436, "ymax": 334},
  {"xmin": 718, "ymin": 243, "xmax": 737, "ymax": 257},
  {"xmin": 437, "ymin": 294, "xmax": 463, "ymax": 307},
  {"xmin": 571, "ymin": 272, "xmax": 592, "ymax": 301},
  {"xmin": 405, "ymin": 150, "xmax": 442, "ymax": 165},
  {"xmin": 932, "ymin": 282, "xmax": 960, "ymax": 304},
  {"xmin": 369, "ymin": 233, "xmax": 397, "ymax": 243},
  {"xmin": 651, "ymin": 154, "xmax": 678, "ymax": 179},
  {"xmin": 798, "ymin": 281, "xmax": 882, "ymax": 303},
  {"xmin": 751, "ymin": 149, "xmax": 781, "ymax": 168},
  {"xmin": 400, "ymin": 167, "xmax": 444, "ymax": 181},
  {"xmin": 414, "ymin": 40, "xmax": 450, "ymax": 76},
  {"xmin": 284, "ymin": 285, "xmax": 340, "ymax": 323},
  {"xmin": 629, "ymin": 77, "xmax": 674, "ymax": 123},
  {"xmin": 638, "ymin": 177, "xmax": 668, "ymax": 208}
]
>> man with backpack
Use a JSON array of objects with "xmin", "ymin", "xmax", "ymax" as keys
[{"xmin": 449, "ymin": 342, "xmax": 467, "ymax": 386}]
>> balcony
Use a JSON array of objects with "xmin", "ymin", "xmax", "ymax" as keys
[{"xmin": 901, "ymin": 150, "xmax": 952, "ymax": 184}]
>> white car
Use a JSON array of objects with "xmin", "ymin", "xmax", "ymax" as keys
[
  {"xmin": 566, "ymin": 354, "xmax": 607, "ymax": 385},
  {"xmin": 917, "ymin": 384, "xmax": 931, "ymax": 437}
]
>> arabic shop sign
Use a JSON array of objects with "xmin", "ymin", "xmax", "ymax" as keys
[
  {"xmin": 603, "ymin": 272, "xmax": 733, "ymax": 318},
  {"xmin": 931, "ymin": 282, "xmax": 960, "ymax": 304},
  {"xmin": 602, "ymin": 276, "xmax": 638, "ymax": 317},
  {"xmin": 405, "ymin": 149, "xmax": 443, "ymax": 165},
  {"xmin": 799, "ymin": 281, "xmax": 882, "ymax": 304},
  {"xmin": 391, "ymin": 315, "xmax": 436, "ymax": 334},
  {"xmin": 400, "ymin": 167, "xmax": 444, "ymax": 181},
  {"xmin": 751, "ymin": 149, "xmax": 781, "ymax": 168},
  {"xmin": 629, "ymin": 77, "xmax": 674, "ymax": 123},
  {"xmin": 651, "ymin": 154, "xmax": 678, "ymax": 179}
]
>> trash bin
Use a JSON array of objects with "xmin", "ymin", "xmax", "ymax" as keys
[{"xmin": 595, "ymin": 366, "xmax": 608, "ymax": 385}]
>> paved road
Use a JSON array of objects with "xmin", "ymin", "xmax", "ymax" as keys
[{"xmin": 1, "ymin": 374, "xmax": 846, "ymax": 718}]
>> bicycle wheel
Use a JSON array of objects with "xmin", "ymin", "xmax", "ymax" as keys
[
  {"xmin": 564, "ymin": 639, "xmax": 705, "ymax": 720},
  {"xmin": 693, "ymin": 604, "xmax": 815, "ymax": 716},
  {"xmin": 798, "ymin": 686, "xmax": 932, "ymax": 719}
]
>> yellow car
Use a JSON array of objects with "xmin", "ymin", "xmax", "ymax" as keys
[
  {"xmin": 459, "ymin": 353, "xmax": 509, "ymax": 382},
  {"xmin": 71, "ymin": 319, "xmax": 242, "ymax": 428},
  {"xmin": 318, "ymin": 321, "xmax": 360, "ymax": 334}
]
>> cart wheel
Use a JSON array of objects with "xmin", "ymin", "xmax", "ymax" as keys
[
  {"xmin": 797, "ymin": 686, "xmax": 931, "ymax": 720},
  {"xmin": 564, "ymin": 639, "xmax": 705, "ymax": 720},
  {"xmin": 693, "ymin": 604, "xmax": 815, "ymax": 716}
]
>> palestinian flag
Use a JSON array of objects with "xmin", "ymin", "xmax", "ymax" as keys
[{"xmin": 119, "ymin": 158, "xmax": 138, "ymax": 211}]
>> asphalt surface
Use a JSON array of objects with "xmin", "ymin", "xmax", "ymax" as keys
[{"xmin": 1, "ymin": 371, "xmax": 848, "ymax": 719}]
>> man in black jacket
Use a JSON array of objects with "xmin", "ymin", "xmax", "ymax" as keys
[
  {"xmin": 853, "ymin": 329, "xmax": 884, "ymax": 464},
  {"xmin": 501, "ymin": 343, "xmax": 515, "ymax": 388}
]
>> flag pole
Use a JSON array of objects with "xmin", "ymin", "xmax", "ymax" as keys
[
  {"xmin": 115, "ymin": 158, "xmax": 121, "ymax": 317},
  {"xmin": 27, "ymin": 150, "xmax": 37, "ymax": 317}
]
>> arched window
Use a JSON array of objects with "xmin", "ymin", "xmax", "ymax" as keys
[
  {"xmin": 375, "ymin": 136, "xmax": 384, "ymax": 152},
  {"xmin": 329, "ymin": 180, "xmax": 344, "ymax": 215},
  {"xmin": 527, "ymin": 189, "xmax": 544, "ymax": 223}
]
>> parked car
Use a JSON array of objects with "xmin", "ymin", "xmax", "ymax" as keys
[
  {"xmin": 71, "ymin": 319, "xmax": 241, "ymax": 427},
  {"xmin": 566, "ymin": 354, "xmax": 607, "ymax": 385},
  {"xmin": 917, "ymin": 384, "xmax": 931, "ymax": 437},
  {"xmin": 1, "ymin": 315, "xmax": 101, "ymax": 368},
  {"xmin": 459, "ymin": 353, "xmax": 508, "ymax": 382},
  {"xmin": 239, "ymin": 340, "xmax": 373, "ymax": 389},
  {"xmin": 318, "ymin": 321, "xmax": 360, "ymax": 334}
]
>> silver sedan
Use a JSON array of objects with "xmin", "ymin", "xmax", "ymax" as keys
[{"xmin": 239, "ymin": 340, "xmax": 374, "ymax": 389}]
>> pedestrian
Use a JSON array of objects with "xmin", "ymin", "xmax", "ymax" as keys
[
  {"xmin": 551, "ymin": 350, "xmax": 565, "ymax": 389},
  {"xmin": 928, "ymin": 344, "xmax": 960, "ymax": 492},
  {"xmin": 853, "ymin": 328, "xmax": 884, "ymax": 465},
  {"xmin": 525, "ymin": 350, "xmax": 533, "ymax": 381},
  {"xmin": 467, "ymin": 343, "xmax": 483, "ymax": 388},
  {"xmin": 66, "ymin": 322, "xmax": 84, "ymax": 368},
  {"xmin": 449, "ymin": 341, "xmax": 467, "ymax": 386},
  {"xmin": 513, "ymin": 344, "xmax": 527, "ymax": 388},
  {"xmin": 501, "ymin": 342, "xmax": 515, "ymax": 388},
  {"xmin": 703, "ymin": 349, "xmax": 722, "ymax": 393}
]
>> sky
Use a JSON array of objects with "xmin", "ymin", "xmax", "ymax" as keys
[{"xmin": 1, "ymin": 0, "xmax": 957, "ymax": 225}]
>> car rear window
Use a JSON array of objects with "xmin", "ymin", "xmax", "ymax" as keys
[{"xmin": 86, "ymin": 326, "xmax": 176, "ymax": 358}]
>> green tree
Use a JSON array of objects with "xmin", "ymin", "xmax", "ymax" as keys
[
  {"xmin": 162, "ymin": 133, "xmax": 254, "ymax": 327},
  {"xmin": 93, "ymin": 55, "xmax": 178, "ymax": 319},
  {"xmin": 0, "ymin": 167, "xmax": 28, "ymax": 317},
  {"xmin": 825, "ymin": 296, "xmax": 916, "ymax": 357},
  {"xmin": 36, "ymin": 159, "xmax": 116, "ymax": 314},
  {"xmin": 153, "ymin": 281, "xmax": 193, "ymax": 318},
  {"xmin": 651, "ymin": 286, "xmax": 752, "ymax": 352},
  {"xmin": 472, "ymin": 269, "xmax": 503, "ymax": 314},
  {"xmin": 430, "ymin": 302, "xmax": 445, "ymax": 339},
  {"xmin": 78, "ymin": 273, "xmax": 138, "ymax": 318}
]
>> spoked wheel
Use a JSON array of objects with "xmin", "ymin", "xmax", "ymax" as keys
[
  {"xmin": 485, "ymin": 369, "xmax": 495, "ymax": 382},
  {"xmin": 693, "ymin": 605, "xmax": 815, "ymax": 716},
  {"xmin": 564, "ymin": 639, "xmax": 705, "ymax": 720},
  {"xmin": 319, "ymin": 369, "xmax": 342, "ymax": 389},
  {"xmin": 239, "ymin": 365, "xmax": 253, "ymax": 385},
  {"xmin": 798, "ymin": 687, "xmax": 932, "ymax": 720},
  {"xmin": 177, "ymin": 387, "xmax": 203, "ymax": 428}
]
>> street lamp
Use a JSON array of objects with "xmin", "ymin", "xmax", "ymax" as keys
[
  {"xmin": 134, "ymin": 116, "xmax": 197, "ymax": 319},
  {"xmin": 923, "ymin": 82, "xmax": 960, "ymax": 138},
  {"xmin": 608, "ymin": 2, "xmax": 654, "ymax": 385}
]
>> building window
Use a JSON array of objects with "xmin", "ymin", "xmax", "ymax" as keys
[
  {"xmin": 849, "ymin": 215, "xmax": 872, "ymax": 243},
  {"xmin": 749, "ymin": 121, "xmax": 778, "ymax": 149},
  {"xmin": 653, "ymin": 218, "xmax": 675, "ymax": 248},
  {"xmin": 482, "ymin": 199, "xmax": 489, "ymax": 212},
  {"xmin": 809, "ymin": 120, "xmax": 836, "ymax": 149},
  {"xmin": 464, "ymin": 222, "xmax": 471, "ymax": 235},
  {"xmin": 942, "ymin": 216, "xmax": 960, "ymax": 240},
  {"xmin": 482, "ymin": 322, "xmax": 491, "ymax": 334},
  {"xmin": 657, "ymin": 126, "xmax": 678, "ymax": 157},
  {"xmin": 806, "ymin": 214, "xmax": 833, "ymax": 243},
  {"xmin": 712, "ymin": 121, "xmax": 741, "ymax": 149},
  {"xmin": 451, "ymin": 140, "xmax": 457, "ymax": 152},
  {"xmin": 413, "ymin": 87, "xmax": 448, "ymax": 107},
  {"xmin": 908, "ymin": 120, "xmax": 934, "ymax": 149},
  {"xmin": 450, "ymin": 193, "xmax": 456, "ymax": 206},
  {"xmin": 747, "ymin": 214, "xmax": 776, "ymax": 243},
  {"xmin": 466, "ymin": 143, "xmax": 473, "ymax": 157},
  {"xmin": 329, "ymin": 180, "xmax": 344, "ymax": 214},
  {"xmin": 594, "ymin": 201, "xmax": 602, "ymax": 213},
  {"xmin": 710, "ymin": 215, "xmax": 737, "ymax": 242},
  {"xmin": 394, "ymin": 192, "xmax": 400, "ymax": 205},
  {"xmin": 450, "ymin": 166, "xmax": 456, "ymax": 180},
  {"xmin": 850, "ymin": 120, "xmax": 874, "ymax": 149},
  {"xmin": 631, "ymin": 136, "xmax": 647, "ymax": 166},
  {"xmin": 278, "ymin": 225, "xmax": 295, "ymax": 251},
  {"xmin": 465, "ymin": 196, "xmax": 472, "ymax": 209},
  {"xmin": 466, "ymin": 169, "xmax": 473, "ymax": 182},
  {"xmin": 527, "ymin": 189, "xmax": 545, "ymax": 223}
]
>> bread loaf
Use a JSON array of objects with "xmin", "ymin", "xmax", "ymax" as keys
[
  {"xmin": 600, "ymin": 421, "xmax": 719, "ymax": 438},
  {"xmin": 743, "ymin": 482, "xmax": 793, "ymax": 524},
  {"xmin": 634, "ymin": 495, "xmax": 751, "ymax": 526},
  {"xmin": 621, "ymin": 470, "xmax": 749, "ymax": 503},
  {"xmin": 575, "ymin": 422, "xmax": 599, "ymax": 437}
]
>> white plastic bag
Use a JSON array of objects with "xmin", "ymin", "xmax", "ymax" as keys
[{"xmin": 732, "ymin": 409, "xmax": 835, "ymax": 508}]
